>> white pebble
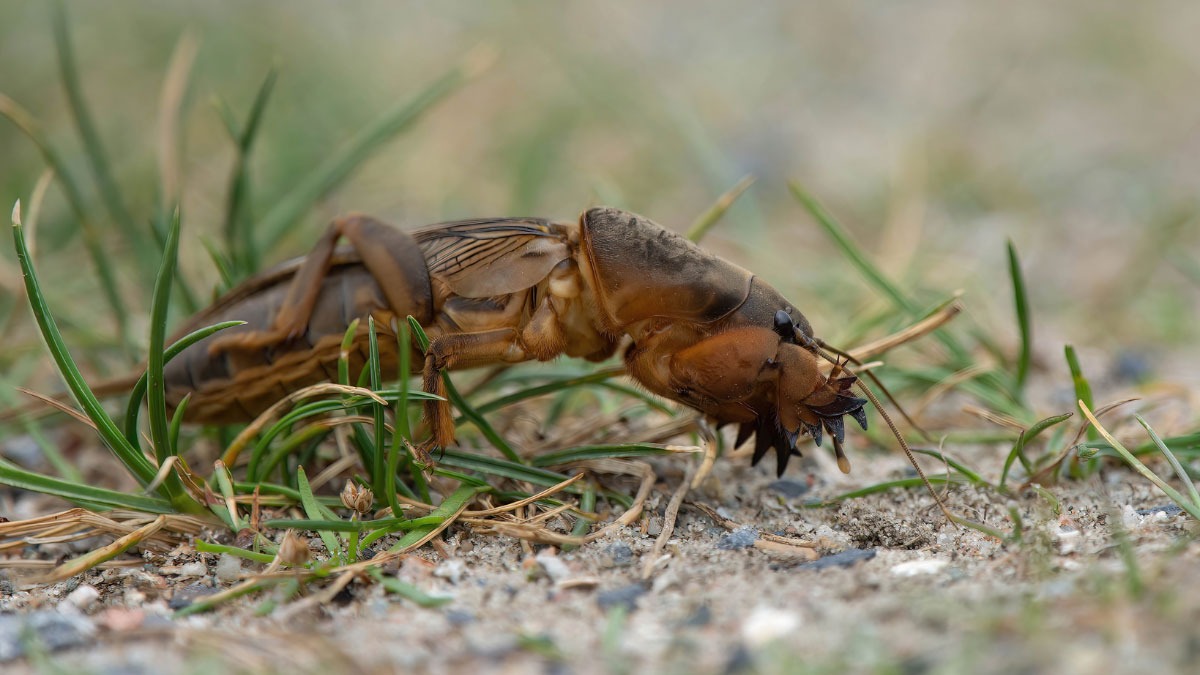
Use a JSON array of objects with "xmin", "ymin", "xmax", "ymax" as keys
[
  {"xmin": 62, "ymin": 584, "xmax": 100, "ymax": 611},
  {"xmin": 434, "ymin": 559, "xmax": 467, "ymax": 585},
  {"xmin": 534, "ymin": 550, "xmax": 571, "ymax": 583},
  {"xmin": 742, "ymin": 606, "xmax": 801, "ymax": 647},
  {"xmin": 215, "ymin": 553, "xmax": 243, "ymax": 583},
  {"xmin": 178, "ymin": 561, "xmax": 208, "ymax": 578},
  {"xmin": 890, "ymin": 559, "xmax": 948, "ymax": 577}
]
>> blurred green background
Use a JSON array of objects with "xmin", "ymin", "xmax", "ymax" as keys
[{"xmin": 1, "ymin": 0, "xmax": 1198, "ymax": 386}]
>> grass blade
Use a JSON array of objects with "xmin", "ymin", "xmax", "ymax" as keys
[
  {"xmin": 368, "ymin": 567, "xmax": 451, "ymax": 607},
  {"xmin": 295, "ymin": 466, "xmax": 343, "ymax": 560},
  {"xmin": 438, "ymin": 449, "xmax": 576, "ymax": 489},
  {"xmin": 258, "ymin": 50, "xmax": 494, "ymax": 251},
  {"xmin": 911, "ymin": 449, "xmax": 990, "ymax": 487},
  {"xmin": 11, "ymin": 202, "xmax": 159, "ymax": 487},
  {"xmin": 263, "ymin": 516, "xmax": 440, "ymax": 532},
  {"xmin": 195, "ymin": 540, "xmax": 275, "ymax": 564},
  {"xmin": 1007, "ymin": 240, "xmax": 1032, "ymax": 390},
  {"xmin": 1064, "ymin": 345, "xmax": 1098, "ymax": 446},
  {"xmin": 0, "ymin": 457, "xmax": 172, "ymax": 512},
  {"xmin": 388, "ymin": 484, "xmax": 481, "ymax": 552},
  {"xmin": 472, "ymin": 368, "xmax": 625, "ymax": 416},
  {"xmin": 147, "ymin": 209, "xmax": 181, "ymax": 467},
  {"xmin": 368, "ymin": 317, "xmax": 386, "ymax": 498},
  {"xmin": 390, "ymin": 319, "xmax": 424, "ymax": 508},
  {"xmin": 0, "ymin": 97, "xmax": 133, "ymax": 357},
  {"xmin": 802, "ymin": 474, "xmax": 957, "ymax": 506},
  {"xmin": 1135, "ymin": 414, "xmax": 1200, "ymax": 510},
  {"xmin": 1078, "ymin": 401, "xmax": 1200, "ymax": 520},
  {"xmin": 790, "ymin": 180, "xmax": 915, "ymax": 313},
  {"xmin": 531, "ymin": 443, "xmax": 695, "ymax": 468},
  {"xmin": 51, "ymin": 1, "xmax": 146, "ymax": 263},
  {"xmin": 686, "ymin": 174, "xmax": 756, "ymax": 242},
  {"xmin": 222, "ymin": 66, "xmax": 278, "ymax": 274},
  {"xmin": 122, "ymin": 320, "xmax": 245, "ymax": 447},
  {"xmin": 1000, "ymin": 412, "xmax": 1073, "ymax": 490}
]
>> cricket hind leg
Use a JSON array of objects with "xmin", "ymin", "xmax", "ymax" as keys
[{"xmin": 209, "ymin": 214, "xmax": 433, "ymax": 354}]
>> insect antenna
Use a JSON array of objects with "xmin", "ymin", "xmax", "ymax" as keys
[{"xmin": 811, "ymin": 345, "xmax": 958, "ymax": 525}]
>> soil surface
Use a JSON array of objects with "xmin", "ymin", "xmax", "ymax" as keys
[{"xmin": 4, "ymin": 431, "xmax": 1198, "ymax": 674}]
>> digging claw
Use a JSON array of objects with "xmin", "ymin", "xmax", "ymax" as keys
[
  {"xmin": 804, "ymin": 421, "xmax": 823, "ymax": 447},
  {"xmin": 850, "ymin": 407, "xmax": 868, "ymax": 431},
  {"xmin": 824, "ymin": 416, "xmax": 845, "ymax": 445}
]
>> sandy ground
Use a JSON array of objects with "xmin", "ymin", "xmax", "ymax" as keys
[{"xmin": 3, "ymin": 429, "xmax": 1198, "ymax": 675}]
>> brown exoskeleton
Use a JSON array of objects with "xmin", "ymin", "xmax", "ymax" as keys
[{"xmin": 161, "ymin": 208, "xmax": 915, "ymax": 482}]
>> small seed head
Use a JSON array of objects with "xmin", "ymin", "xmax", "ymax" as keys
[
  {"xmin": 341, "ymin": 481, "xmax": 374, "ymax": 514},
  {"xmin": 278, "ymin": 530, "xmax": 311, "ymax": 567}
]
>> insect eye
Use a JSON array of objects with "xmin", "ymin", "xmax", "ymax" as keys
[{"xmin": 773, "ymin": 310, "xmax": 797, "ymax": 342}]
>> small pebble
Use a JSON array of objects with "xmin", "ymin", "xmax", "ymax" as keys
[
  {"xmin": 681, "ymin": 605, "xmax": 711, "ymax": 627},
  {"xmin": 1135, "ymin": 504, "xmax": 1183, "ymax": 518},
  {"xmin": 646, "ymin": 518, "xmax": 663, "ymax": 537},
  {"xmin": 795, "ymin": 548, "xmax": 876, "ymax": 571},
  {"xmin": 767, "ymin": 479, "xmax": 809, "ymax": 499},
  {"xmin": 177, "ymin": 561, "xmax": 208, "ymax": 578},
  {"xmin": 446, "ymin": 609, "xmax": 475, "ymax": 625},
  {"xmin": 168, "ymin": 583, "xmax": 219, "ymax": 610},
  {"xmin": 741, "ymin": 606, "xmax": 801, "ymax": 647},
  {"xmin": 596, "ymin": 584, "xmax": 646, "ymax": 612},
  {"xmin": 605, "ymin": 543, "xmax": 634, "ymax": 567},
  {"xmin": 716, "ymin": 528, "xmax": 758, "ymax": 550},
  {"xmin": 0, "ymin": 611, "xmax": 95, "ymax": 661},
  {"xmin": 61, "ymin": 584, "xmax": 100, "ymax": 611},
  {"xmin": 435, "ymin": 559, "xmax": 467, "ymax": 585},
  {"xmin": 96, "ymin": 608, "xmax": 145, "ymax": 632},
  {"xmin": 534, "ymin": 550, "xmax": 571, "ymax": 583},
  {"xmin": 215, "ymin": 553, "xmax": 243, "ymax": 583},
  {"xmin": 890, "ymin": 559, "xmax": 948, "ymax": 577}
]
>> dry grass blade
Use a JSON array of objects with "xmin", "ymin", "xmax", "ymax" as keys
[
  {"xmin": 468, "ymin": 521, "xmax": 584, "ymax": 547},
  {"xmin": 35, "ymin": 515, "xmax": 167, "ymax": 583},
  {"xmin": 690, "ymin": 502, "xmax": 819, "ymax": 560},
  {"xmin": 142, "ymin": 455, "xmax": 181, "ymax": 495},
  {"xmin": 307, "ymin": 453, "xmax": 362, "ymax": 492},
  {"xmin": 0, "ymin": 509, "xmax": 205, "ymax": 561},
  {"xmin": 157, "ymin": 31, "xmax": 199, "ymax": 209},
  {"xmin": 690, "ymin": 419, "xmax": 719, "ymax": 489},
  {"xmin": 686, "ymin": 174, "xmax": 757, "ymax": 242},
  {"xmin": 909, "ymin": 364, "xmax": 991, "ymax": 421},
  {"xmin": 463, "ymin": 472, "xmax": 584, "ymax": 516},
  {"xmin": 580, "ymin": 459, "xmax": 656, "ymax": 542},
  {"xmin": 840, "ymin": 298, "xmax": 962, "ymax": 363},
  {"xmin": 221, "ymin": 383, "xmax": 388, "ymax": 465},
  {"xmin": 642, "ymin": 461, "xmax": 696, "ymax": 579},
  {"xmin": 1025, "ymin": 397, "xmax": 1142, "ymax": 486},
  {"xmin": 16, "ymin": 387, "xmax": 97, "ymax": 429},
  {"xmin": 962, "ymin": 404, "xmax": 1026, "ymax": 430}
]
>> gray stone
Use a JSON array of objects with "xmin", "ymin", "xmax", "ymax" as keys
[
  {"xmin": 167, "ymin": 583, "xmax": 220, "ymax": 610},
  {"xmin": 605, "ymin": 543, "xmax": 634, "ymax": 566},
  {"xmin": 446, "ymin": 609, "xmax": 475, "ymax": 625},
  {"xmin": 795, "ymin": 548, "xmax": 876, "ymax": 571},
  {"xmin": 596, "ymin": 584, "xmax": 646, "ymax": 612},
  {"xmin": 767, "ymin": 479, "xmax": 809, "ymax": 498},
  {"xmin": 0, "ymin": 610, "xmax": 96, "ymax": 661},
  {"xmin": 1135, "ymin": 504, "xmax": 1183, "ymax": 517},
  {"xmin": 716, "ymin": 528, "xmax": 759, "ymax": 550}
]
